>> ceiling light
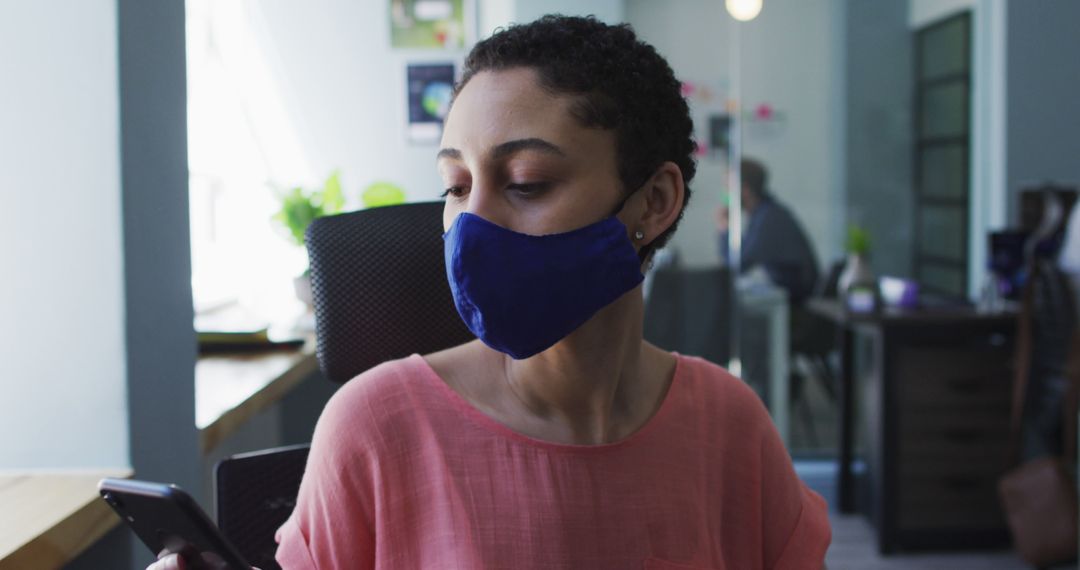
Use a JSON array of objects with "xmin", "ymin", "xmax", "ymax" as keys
[{"xmin": 726, "ymin": 0, "xmax": 762, "ymax": 22}]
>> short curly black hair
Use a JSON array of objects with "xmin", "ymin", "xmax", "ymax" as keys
[{"xmin": 456, "ymin": 15, "xmax": 696, "ymax": 258}]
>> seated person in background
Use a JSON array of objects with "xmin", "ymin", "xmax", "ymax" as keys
[
  {"xmin": 717, "ymin": 158, "xmax": 820, "ymax": 305},
  {"xmin": 152, "ymin": 15, "xmax": 829, "ymax": 570}
]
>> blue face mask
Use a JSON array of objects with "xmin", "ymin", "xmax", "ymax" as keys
[{"xmin": 443, "ymin": 207, "xmax": 645, "ymax": 360}]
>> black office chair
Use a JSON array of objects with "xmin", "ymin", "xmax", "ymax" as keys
[
  {"xmin": 215, "ymin": 444, "xmax": 311, "ymax": 570},
  {"xmin": 215, "ymin": 202, "xmax": 473, "ymax": 568},
  {"xmin": 643, "ymin": 266, "xmax": 732, "ymax": 367},
  {"xmin": 307, "ymin": 200, "xmax": 473, "ymax": 383},
  {"xmin": 787, "ymin": 260, "xmax": 844, "ymax": 448},
  {"xmin": 791, "ymin": 259, "xmax": 844, "ymax": 405}
]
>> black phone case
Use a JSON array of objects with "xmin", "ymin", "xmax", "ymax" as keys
[{"xmin": 98, "ymin": 478, "xmax": 251, "ymax": 570}]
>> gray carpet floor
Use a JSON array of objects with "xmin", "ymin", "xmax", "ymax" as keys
[{"xmin": 824, "ymin": 513, "xmax": 1030, "ymax": 569}]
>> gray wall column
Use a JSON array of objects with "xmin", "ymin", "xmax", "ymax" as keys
[
  {"xmin": 1005, "ymin": 0, "xmax": 1080, "ymax": 220},
  {"xmin": 68, "ymin": 1, "xmax": 199, "ymax": 568},
  {"xmin": 844, "ymin": 0, "xmax": 913, "ymax": 278}
]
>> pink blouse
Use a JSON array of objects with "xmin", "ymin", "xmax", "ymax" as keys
[{"xmin": 275, "ymin": 353, "xmax": 830, "ymax": 569}]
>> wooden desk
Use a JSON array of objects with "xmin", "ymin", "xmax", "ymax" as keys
[
  {"xmin": 808, "ymin": 299, "xmax": 1017, "ymax": 552},
  {"xmin": 0, "ymin": 345, "xmax": 318, "ymax": 569},
  {"xmin": 0, "ymin": 470, "xmax": 131, "ymax": 569},
  {"xmin": 196, "ymin": 346, "xmax": 318, "ymax": 454}
]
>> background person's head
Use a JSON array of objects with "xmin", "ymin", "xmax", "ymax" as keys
[
  {"xmin": 739, "ymin": 157, "xmax": 768, "ymax": 212},
  {"xmin": 447, "ymin": 15, "xmax": 696, "ymax": 261}
]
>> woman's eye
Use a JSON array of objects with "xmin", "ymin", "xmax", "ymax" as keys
[
  {"xmin": 440, "ymin": 186, "xmax": 467, "ymax": 199},
  {"xmin": 507, "ymin": 182, "xmax": 550, "ymax": 196}
]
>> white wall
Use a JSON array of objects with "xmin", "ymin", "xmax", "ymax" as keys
[
  {"xmin": 479, "ymin": 0, "xmax": 620, "ymax": 45},
  {"xmin": 627, "ymin": 0, "xmax": 842, "ymax": 268},
  {"xmin": 0, "ymin": 1, "xmax": 127, "ymax": 469},
  {"xmin": 969, "ymin": 0, "xmax": 1008, "ymax": 298},
  {"xmin": 625, "ymin": 0, "xmax": 728, "ymax": 268},
  {"xmin": 513, "ymin": 0, "xmax": 623, "ymax": 25},
  {"xmin": 254, "ymin": 0, "xmax": 836, "ymax": 267},
  {"xmin": 479, "ymin": 0, "xmax": 516, "ymax": 37},
  {"xmin": 252, "ymin": 0, "xmax": 466, "ymax": 204},
  {"xmin": 252, "ymin": 0, "xmax": 626, "ymax": 205}
]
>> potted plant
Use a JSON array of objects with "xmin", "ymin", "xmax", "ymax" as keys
[
  {"xmin": 839, "ymin": 225, "xmax": 878, "ymax": 312},
  {"xmin": 272, "ymin": 171, "xmax": 345, "ymax": 306}
]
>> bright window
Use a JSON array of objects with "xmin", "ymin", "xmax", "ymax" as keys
[{"xmin": 186, "ymin": 0, "xmax": 314, "ymax": 322}]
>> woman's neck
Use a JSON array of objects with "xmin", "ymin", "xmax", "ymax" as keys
[{"xmin": 499, "ymin": 286, "xmax": 663, "ymax": 445}]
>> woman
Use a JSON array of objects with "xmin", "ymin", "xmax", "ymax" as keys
[{"xmin": 154, "ymin": 15, "xmax": 830, "ymax": 570}]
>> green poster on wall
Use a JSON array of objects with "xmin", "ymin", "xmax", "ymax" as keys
[{"xmin": 390, "ymin": 0, "xmax": 466, "ymax": 49}]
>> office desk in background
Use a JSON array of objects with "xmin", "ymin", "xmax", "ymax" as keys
[
  {"xmin": 196, "ymin": 345, "xmax": 317, "ymax": 454},
  {"xmin": 0, "ymin": 470, "xmax": 131, "ymax": 569},
  {"xmin": 809, "ymin": 298, "xmax": 1017, "ymax": 553},
  {"xmin": 0, "ymin": 345, "xmax": 320, "ymax": 570},
  {"xmin": 739, "ymin": 284, "xmax": 791, "ymax": 446}
]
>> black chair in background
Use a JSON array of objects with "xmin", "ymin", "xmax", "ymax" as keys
[
  {"xmin": 817, "ymin": 258, "xmax": 846, "ymax": 300},
  {"xmin": 215, "ymin": 444, "xmax": 310, "ymax": 570},
  {"xmin": 788, "ymin": 304, "xmax": 838, "ymax": 446},
  {"xmin": 644, "ymin": 266, "xmax": 732, "ymax": 367},
  {"xmin": 788, "ymin": 259, "xmax": 844, "ymax": 447},
  {"xmin": 307, "ymin": 200, "xmax": 473, "ymax": 384},
  {"xmin": 215, "ymin": 202, "xmax": 472, "ymax": 568}
]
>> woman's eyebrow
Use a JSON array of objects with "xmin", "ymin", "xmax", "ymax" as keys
[
  {"xmin": 436, "ymin": 138, "xmax": 566, "ymax": 163},
  {"xmin": 436, "ymin": 148, "xmax": 462, "ymax": 162},
  {"xmin": 490, "ymin": 138, "xmax": 566, "ymax": 160}
]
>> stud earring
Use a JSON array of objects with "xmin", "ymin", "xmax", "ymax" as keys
[{"xmin": 634, "ymin": 230, "xmax": 645, "ymax": 240}]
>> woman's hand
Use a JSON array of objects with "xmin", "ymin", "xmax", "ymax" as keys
[
  {"xmin": 146, "ymin": 551, "xmax": 261, "ymax": 570},
  {"xmin": 147, "ymin": 553, "xmax": 185, "ymax": 570}
]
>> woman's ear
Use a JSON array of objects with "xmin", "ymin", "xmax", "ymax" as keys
[{"xmin": 631, "ymin": 161, "xmax": 685, "ymax": 249}]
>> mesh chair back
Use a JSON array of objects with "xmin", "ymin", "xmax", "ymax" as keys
[
  {"xmin": 215, "ymin": 444, "xmax": 311, "ymax": 570},
  {"xmin": 306, "ymin": 202, "xmax": 474, "ymax": 383}
]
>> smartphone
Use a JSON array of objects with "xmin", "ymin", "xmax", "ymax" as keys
[{"xmin": 98, "ymin": 478, "xmax": 252, "ymax": 570}]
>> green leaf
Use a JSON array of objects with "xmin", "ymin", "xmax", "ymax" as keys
[
  {"xmin": 270, "ymin": 171, "xmax": 351, "ymax": 246},
  {"xmin": 275, "ymin": 187, "xmax": 316, "ymax": 246},
  {"xmin": 321, "ymin": 171, "xmax": 344, "ymax": 214}
]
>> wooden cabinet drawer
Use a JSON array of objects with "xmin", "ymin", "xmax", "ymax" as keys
[
  {"xmin": 897, "ymin": 471, "xmax": 1006, "ymax": 529},
  {"xmin": 899, "ymin": 409, "xmax": 1010, "ymax": 465},
  {"xmin": 900, "ymin": 409, "xmax": 1010, "ymax": 439},
  {"xmin": 891, "ymin": 339, "xmax": 1014, "ymax": 534},
  {"xmin": 897, "ymin": 346, "xmax": 1012, "ymax": 410},
  {"xmin": 898, "ymin": 446, "xmax": 1009, "ymax": 479}
]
